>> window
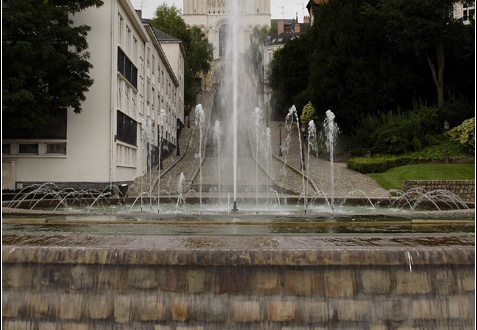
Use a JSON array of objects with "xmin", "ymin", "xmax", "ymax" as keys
[
  {"xmin": 117, "ymin": 47, "xmax": 138, "ymax": 89},
  {"xmin": 19, "ymin": 144, "xmax": 38, "ymax": 154},
  {"xmin": 219, "ymin": 24, "xmax": 229, "ymax": 57},
  {"xmin": 117, "ymin": 111, "xmax": 138, "ymax": 146},
  {"xmin": 3, "ymin": 144, "xmax": 11, "ymax": 155},
  {"xmin": 47, "ymin": 143, "xmax": 66, "ymax": 154}
]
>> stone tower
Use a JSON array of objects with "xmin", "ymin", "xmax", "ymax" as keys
[{"xmin": 183, "ymin": 0, "xmax": 271, "ymax": 88}]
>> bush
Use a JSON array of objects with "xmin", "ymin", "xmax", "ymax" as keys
[
  {"xmin": 347, "ymin": 156, "xmax": 413, "ymax": 173},
  {"xmin": 350, "ymin": 104, "xmax": 444, "ymax": 155},
  {"xmin": 300, "ymin": 101, "xmax": 318, "ymax": 126},
  {"xmin": 447, "ymin": 117, "xmax": 475, "ymax": 153}
]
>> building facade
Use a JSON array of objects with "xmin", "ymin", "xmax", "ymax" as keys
[
  {"xmin": 2, "ymin": 0, "xmax": 184, "ymax": 190},
  {"xmin": 182, "ymin": 0, "xmax": 271, "ymax": 88}
]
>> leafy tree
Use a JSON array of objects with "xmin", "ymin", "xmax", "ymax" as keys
[
  {"xmin": 305, "ymin": 0, "xmax": 428, "ymax": 133},
  {"xmin": 447, "ymin": 117, "xmax": 475, "ymax": 152},
  {"xmin": 245, "ymin": 26, "xmax": 270, "ymax": 94},
  {"xmin": 151, "ymin": 4, "xmax": 190, "ymax": 45},
  {"xmin": 300, "ymin": 101, "xmax": 318, "ymax": 126},
  {"xmin": 150, "ymin": 4, "xmax": 213, "ymax": 112},
  {"xmin": 2, "ymin": 0, "xmax": 104, "ymax": 135},
  {"xmin": 269, "ymin": 33, "xmax": 312, "ymax": 119},
  {"xmin": 364, "ymin": 0, "xmax": 475, "ymax": 108}
]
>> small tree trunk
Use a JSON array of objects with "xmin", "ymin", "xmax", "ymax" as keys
[{"xmin": 426, "ymin": 41, "xmax": 445, "ymax": 108}]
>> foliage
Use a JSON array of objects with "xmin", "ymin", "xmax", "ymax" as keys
[
  {"xmin": 300, "ymin": 101, "xmax": 318, "ymax": 126},
  {"xmin": 303, "ymin": 0, "xmax": 430, "ymax": 133},
  {"xmin": 347, "ymin": 139, "xmax": 471, "ymax": 174},
  {"xmin": 352, "ymin": 107, "xmax": 436, "ymax": 155},
  {"xmin": 245, "ymin": 26, "xmax": 270, "ymax": 93},
  {"xmin": 447, "ymin": 117, "xmax": 475, "ymax": 152},
  {"xmin": 368, "ymin": 164, "xmax": 475, "ymax": 190},
  {"xmin": 269, "ymin": 34, "xmax": 313, "ymax": 119},
  {"xmin": 270, "ymin": 0, "xmax": 474, "ymax": 135},
  {"xmin": 2, "ymin": 0, "xmax": 104, "ymax": 134},
  {"xmin": 363, "ymin": 0, "xmax": 474, "ymax": 108},
  {"xmin": 150, "ymin": 4, "xmax": 213, "ymax": 110},
  {"xmin": 347, "ymin": 156, "xmax": 413, "ymax": 174}
]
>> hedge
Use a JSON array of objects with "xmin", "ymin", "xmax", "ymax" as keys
[{"xmin": 346, "ymin": 156, "xmax": 413, "ymax": 174}]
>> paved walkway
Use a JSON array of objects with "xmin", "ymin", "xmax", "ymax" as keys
[{"xmin": 130, "ymin": 90, "xmax": 388, "ymax": 199}]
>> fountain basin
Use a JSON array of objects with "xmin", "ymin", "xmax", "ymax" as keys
[{"xmin": 2, "ymin": 214, "xmax": 475, "ymax": 329}]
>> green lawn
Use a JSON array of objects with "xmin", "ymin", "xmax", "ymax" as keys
[{"xmin": 368, "ymin": 164, "xmax": 475, "ymax": 190}]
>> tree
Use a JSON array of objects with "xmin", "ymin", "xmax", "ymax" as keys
[
  {"xmin": 364, "ymin": 0, "xmax": 474, "ymax": 108},
  {"xmin": 305, "ymin": 0, "xmax": 429, "ymax": 133},
  {"xmin": 300, "ymin": 101, "xmax": 318, "ymax": 126},
  {"xmin": 2, "ymin": 0, "xmax": 104, "ymax": 135},
  {"xmin": 447, "ymin": 117, "xmax": 475, "ymax": 153},
  {"xmin": 245, "ymin": 26, "xmax": 270, "ymax": 94},
  {"xmin": 269, "ymin": 34, "xmax": 312, "ymax": 119},
  {"xmin": 150, "ymin": 4, "xmax": 213, "ymax": 111}
]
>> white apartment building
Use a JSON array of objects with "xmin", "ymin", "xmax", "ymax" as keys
[
  {"xmin": 454, "ymin": 2, "xmax": 475, "ymax": 23},
  {"xmin": 2, "ymin": 0, "xmax": 184, "ymax": 191}
]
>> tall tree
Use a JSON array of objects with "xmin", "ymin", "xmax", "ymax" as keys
[
  {"xmin": 2, "ymin": 0, "xmax": 103, "ymax": 135},
  {"xmin": 364, "ymin": 0, "xmax": 474, "ymax": 108},
  {"xmin": 269, "ymin": 34, "xmax": 312, "ymax": 119},
  {"xmin": 305, "ymin": 0, "xmax": 430, "ymax": 132},
  {"xmin": 150, "ymin": 4, "xmax": 213, "ymax": 111}
]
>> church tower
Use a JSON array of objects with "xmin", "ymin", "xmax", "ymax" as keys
[{"xmin": 183, "ymin": 0, "xmax": 271, "ymax": 88}]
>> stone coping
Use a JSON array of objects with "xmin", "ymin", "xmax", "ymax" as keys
[{"xmin": 3, "ymin": 232, "xmax": 474, "ymax": 267}]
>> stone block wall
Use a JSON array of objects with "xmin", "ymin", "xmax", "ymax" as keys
[
  {"xmin": 2, "ymin": 236, "xmax": 475, "ymax": 329},
  {"xmin": 403, "ymin": 180, "xmax": 475, "ymax": 203},
  {"xmin": 2, "ymin": 262, "xmax": 475, "ymax": 329}
]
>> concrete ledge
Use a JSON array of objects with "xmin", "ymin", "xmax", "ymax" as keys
[{"xmin": 3, "ymin": 233, "xmax": 474, "ymax": 266}]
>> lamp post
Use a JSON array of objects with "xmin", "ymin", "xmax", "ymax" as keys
[
  {"xmin": 278, "ymin": 123, "xmax": 283, "ymax": 156},
  {"xmin": 444, "ymin": 120, "xmax": 449, "ymax": 164}
]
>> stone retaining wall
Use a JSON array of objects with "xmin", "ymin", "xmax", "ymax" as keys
[
  {"xmin": 403, "ymin": 180, "xmax": 475, "ymax": 203},
  {"xmin": 2, "ymin": 234, "xmax": 475, "ymax": 329}
]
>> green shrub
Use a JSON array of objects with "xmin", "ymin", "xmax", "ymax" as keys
[
  {"xmin": 300, "ymin": 101, "xmax": 318, "ymax": 126},
  {"xmin": 346, "ymin": 156, "xmax": 413, "ymax": 173},
  {"xmin": 351, "ymin": 104, "xmax": 444, "ymax": 155},
  {"xmin": 447, "ymin": 117, "xmax": 475, "ymax": 153}
]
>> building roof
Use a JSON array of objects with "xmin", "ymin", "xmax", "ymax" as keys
[
  {"xmin": 151, "ymin": 28, "xmax": 182, "ymax": 43},
  {"xmin": 141, "ymin": 18, "xmax": 182, "ymax": 43},
  {"xmin": 268, "ymin": 29, "xmax": 301, "ymax": 45}
]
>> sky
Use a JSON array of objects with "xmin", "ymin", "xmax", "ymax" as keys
[{"xmin": 135, "ymin": 0, "xmax": 308, "ymax": 22}]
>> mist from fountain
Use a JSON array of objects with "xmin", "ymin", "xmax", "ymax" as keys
[
  {"xmin": 157, "ymin": 109, "xmax": 166, "ymax": 212},
  {"xmin": 323, "ymin": 110, "xmax": 339, "ymax": 211},
  {"xmin": 265, "ymin": 127, "xmax": 272, "ymax": 207},
  {"xmin": 213, "ymin": 120, "xmax": 222, "ymax": 204},
  {"xmin": 195, "ymin": 104, "xmax": 205, "ymax": 209},
  {"xmin": 306, "ymin": 120, "xmax": 317, "ymax": 210},
  {"xmin": 140, "ymin": 116, "xmax": 153, "ymax": 211},
  {"xmin": 285, "ymin": 106, "xmax": 307, "ymax": 211},
  {"xmin": 253, "ymin": 107, "xmax": 262, "ymax": 206}
]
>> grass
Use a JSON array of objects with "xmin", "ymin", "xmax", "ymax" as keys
[{"xmin": 368, "ymin": 163, "xmax": 475, "ymax": 191}]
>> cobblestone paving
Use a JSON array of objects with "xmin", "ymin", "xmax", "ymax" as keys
[{"xmin": 130, "ymin": 90, "xmax": 388, "ymax": 199}]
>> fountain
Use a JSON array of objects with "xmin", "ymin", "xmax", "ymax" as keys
[
  {"xmin": 195, "ymin": 104, "xmax": 205, "ymax": 209},
  {"xmin": 213, "ymin": 120, "xmax": 222, "ymax": 204},
  {"xmin": 323, "ymin": 109, "xmax": 339, "ymax": 211},
  {"xmin": 2, "ymin": 1, "xmax": 474, "ymax": 328}
]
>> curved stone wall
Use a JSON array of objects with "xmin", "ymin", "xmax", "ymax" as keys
[{"xmin": 2, "ymin": 233, "xmax": 475, "ymax": 329}]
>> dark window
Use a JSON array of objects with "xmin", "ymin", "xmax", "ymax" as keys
[
  {"xmin": 117, "ymin": 111, "xmax": 137, "ymax": 146},
  {"xmin": 19, "ymin": 144, "xmax": 38, "ymax": 154},
  {"xmin": 2, "ymin": 109, "xmax": 67, "ymax": 139},
  {"xmin": 117, "ymin": 47, "xmax": 138, "ymax": 89},
  {"xmin": 2, "ymin": 144, "xmax": 11, "ymax": 155}
]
